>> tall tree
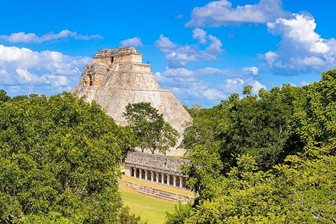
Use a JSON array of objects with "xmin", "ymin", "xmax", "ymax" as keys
[
  {"xmin": 0, "ymin": 89, "xmax": 10, "ymax": 104},
  {"xmin": 293, "ymin": 69, "xmax": 336, "ymax": 145},
  {"xmin": 170, "ymin": 69, "xmax": 336, "ymax": 223},
  {"xmin": 0, "ymin": 92, "xmax": 137, "ymax": 223},
  {"xmin": 124, "ymin": 102, "xmax": 178, "ymax": 154}
]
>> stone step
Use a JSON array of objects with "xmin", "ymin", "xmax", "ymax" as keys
[{"xmin": 122, "ymin": 181, "xmax": 195, "ymax": 202}]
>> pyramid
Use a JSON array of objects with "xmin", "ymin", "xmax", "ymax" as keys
[{"xmin": 72, "ymin": 47, "xmax": 192, "ymax": 136}]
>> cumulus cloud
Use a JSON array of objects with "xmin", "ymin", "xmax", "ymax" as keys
[
  {"xmin": 0, "ymin": 30, "xmax": 102, "ymax": 43},
  {"xmin": 155, "ymin": 67, "xmax": 225, "ymax": 105},
  {"xmin": 0, "ymin": 45, "xmax": 90, "ymax": 95},
  {"xmin": 192, "ymin": 28, "xmax": 207, "ymax": 44},
  {"xmin": 197, "ymin": 66, "xmax": 260, "ymax": 76},
  {"xmin": 155, "ymin": 29, "xmax": 223, "ymax": 67},
  {"xmin": 223, "ymin": 77, "xmax": 264, "ymax": 94},
  {"xmin": 263, "ymin": 13, "xmax": 336, "ymax": 75},
  {"xmin": 155, "ymin": 35, "xmax": 177, "ymax": 50},
  {"xmin": 187, "ymin": 0, "xmax": 287, "ymax": 27},
  {"xmin": 120, "ymin": 37, "xmax": 143, "ymax": 47},
  {"xmin": 206, "ymin": 35, "xmax": 223, "ymax": 55},
  {"xmin": 162, "ymin": 79, "xmax": 226, "ymax": 106},
  {"xmin": 189, "ymin": 82, "xmax": 225, "ymax": 101},
  {"xmin": 242, "ymin": 66, "xmax": 260, "ymax": 75},
  {"xmin": 155, "ymin": 65, "xmax": 264, "ymax": 106}
]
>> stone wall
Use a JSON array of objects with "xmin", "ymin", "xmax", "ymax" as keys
[
  {"xmin": 138, "ymin": 148, "xmax": 187, "ymax": 157},
  {"xmin": 72, "ymin": 47, "xmax": 192, "ymax": 156},
  {"xmin": 118, "ymin": 63, "xmax": 150, "ymax": 73},
  {"xmin": 122, "ymin": 181, "xmax": 195, "ymax": 202},
  {"xmin": 93, "ymin": 47, "xmax": 142, "ymax": 64},
  {"xmin": 125, "ymin": 151, "xmax": 189, "ymax": 176}
]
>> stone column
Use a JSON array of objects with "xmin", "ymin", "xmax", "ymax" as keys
[
  {"xmin": 151, "ymin": 171, "xmax": 154, "ymax": 182},
  {"xmin": 167, "ymin": 174, "xmax": 170, "ymax": 186},
  {"xmin": 173, "ymin": 176, "xmax": 176, "ymax": 187},
  {"xmin": 179, "ymin": 177, "xmax": 183, "ymax": 188},
  {"xmin": 139, "ymin": 169, "xmax": 142, "ymax": 179},
  {"xmin": 134, "ymin": 168, "xmax": 138, "ymax": 178},
  {"xmin": 145, "ymin": 170, "xmax": 148, "ymax": 180},
  {"xmin": 161, "ymin": 173, "xmax": 165, "ymax": 184},
  {"xmin": 156, "ymin": 172, "xmax": 159, "ymax": 183}
]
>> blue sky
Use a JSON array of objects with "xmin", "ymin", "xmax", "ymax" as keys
[{"xmin": 0, "ymin": 0, "xmax": 335, "ymax": 107}]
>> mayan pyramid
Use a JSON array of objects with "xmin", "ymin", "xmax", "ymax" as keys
[{"xmin": 72, "ymin": 47, "xmax": 192, "ymax": 136}]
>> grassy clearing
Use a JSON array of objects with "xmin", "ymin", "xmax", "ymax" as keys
[
  {"xmin": 119, "ymin": 182, "xmax": 177, "ymax": 224},
  {"xmin": 122, "ymin": 175, "xmax": 195, "ymax": 198}
]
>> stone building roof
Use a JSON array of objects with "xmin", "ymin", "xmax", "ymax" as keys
[
  {"xmin": 125, "ymin": 151, "xmax": 190, "ymax": 176},
  {"xmin": 94, "ymin": 47, "xmax": 138, "ymax": 58}
]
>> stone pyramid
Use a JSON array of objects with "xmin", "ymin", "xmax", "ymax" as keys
[{"xmin": 72, "ymin": 47, "xmax": 192, "ymax": 136}]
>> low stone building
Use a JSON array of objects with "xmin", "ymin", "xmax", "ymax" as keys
[{"xmin": 124, "ymin": 151, "xmax": 189, "ymax": 188}]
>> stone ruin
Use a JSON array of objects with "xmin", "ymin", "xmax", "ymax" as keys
[
  {"xmin": 72, "ymin": 47, "xmax": 192, "ymax": 150},
  {"xmin": 122, "ymin": 151, "xmax": 194, "ymax": 201}
]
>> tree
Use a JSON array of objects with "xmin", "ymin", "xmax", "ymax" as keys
[
  {"xmin": 0, "ymin": 89, "xmax": 10, "ymax": 104},
  {"xmin": 124, "ymin": 102, "xmax": 178, "ymax": 154},
  {"xmin": 0, "ymin": 92, "xmax": 138, "ymax": 223},
  {"xmin": 182, "ymin": 142, "xmax": 336, "ymax": 223},
  {"xmin": 118, "ymin": 206, "xmax": 142, "ymax": 224},
  {"xmin": 166, "ymin": 203, "xmax": 192, "ymax": 224},
  {"xmin": 168, "ymin": 69, "xmax": 336, "ymax": 223},
  {"xmin": 293, "ymin": 69, "xmax": 336, "ymax": 145},
  {"xmin": 242, "ymin": 85, "xmax": 253, "ymax": 96},
  {"xmin": 151, "ymin": 123, "xmax": 179, "ymax": 154}
]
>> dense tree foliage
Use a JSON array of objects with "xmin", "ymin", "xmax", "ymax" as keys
[
  {"xmin": 0, "ymin": 93, "xmax": 138, "ymax": 223},
  {"xmin": 168, "ymin": 69, "xmax": 336, "ymax": 223},
  {"xmin": 183, "ymin": 84, "xmax": 303, "ymax": 171},
  {"xmin": 182, "ymin": 142, "xmax": 336, "ymax": 223},
  {"xmin": 166, "ymin": 203, "xmax": 192, "ymax": 224},
  {"xmin": 124, "ymin": 102, "xmax": 179, "ymax": 154}
]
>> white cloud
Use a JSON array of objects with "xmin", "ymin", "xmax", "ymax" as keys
[
  {"xmin": 0, "ymin": 45, "xmax": 90, "ymax": 95},
  {"xmin": 16, "ymin": 68, "xmax": 39, "ymax": 83},
  {"xmin": 197, "ymin": 67, "xmax": 225, "ymax": 75},
  {"xmin": 263, "ymin": 13, "xmax": 336, "ymax": 74},
  {"xmin": 192, "ymin": 28, "xmax": 207, "ymax": 44},
  {"xmin": 120, "ymin": 37, "xmax": 143, "ymax": 47},
  {"xmin": 197, "ymin": 66, "xmax": 260, "ymax": 77},
  {"xmin": 224, "ymin": 78, "xmax": 264, "ymax": 94},
  {"xmin": 242, "ymin": 66, "xmax": 260, "ymax": 75},
  {"xmin": 299, "ymin": 80, "xmax": 312, "ymax": 86},
  {"xmin": 155, "ymin": 68, "xmax": 225, "ymax": 105},
  {"xmin": 155, "ymin": 35, "xmax": 177, "ymax": 50},
  {"xmin": 155, "ymin": 29, "xmax": 223, "ymax": 67},
  {"xmin": 189, "ymin": 82, "xmax": 225, "ymax": 101},
  {"xmin": 40, "ymin": 75, "xmax": 70, "ymax": 87},
  {"xmin": 0, "ymin": 30, "xmax": 102, "ymax": 43},
  {"xmin": 206, "ymin": 35, "xmax": 223, "ymax": 55},
  {"xmin": 155, "ymin": 65, "xmax": 264, "ymax": 106},
  {"xmin": 187, "ymin": 0, "xmax": 287, "ymax": 27}
]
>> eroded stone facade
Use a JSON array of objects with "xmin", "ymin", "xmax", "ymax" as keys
[
  {"xmin": 124, "ymin": 151, "xmax": 190, "ymax": 189},
  {"xmin": 72, "ymin": 47, "xmax": 192, "ymax": 139}
]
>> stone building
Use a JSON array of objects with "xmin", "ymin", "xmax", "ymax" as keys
[
  {"xmin": 124, "ymin": 151, "xmax": 189, "ymax": 188},
  {"xmin": 72, "ymin": 47, "xmax": 192, "ymax": 139}
]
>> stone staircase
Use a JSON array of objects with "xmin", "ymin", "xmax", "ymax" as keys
[{"xmin": 122, "ymin": 181, "xmax": 195, "ymax": 202}]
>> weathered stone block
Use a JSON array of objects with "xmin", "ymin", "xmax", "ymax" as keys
[{"xmin": 72, "ymin": 47, "xmax": 192, "ymax": 153}]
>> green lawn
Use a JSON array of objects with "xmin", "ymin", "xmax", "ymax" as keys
[{"xmin": 119, "ymin": 183, "xmax": 176, "ymax": 224}]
